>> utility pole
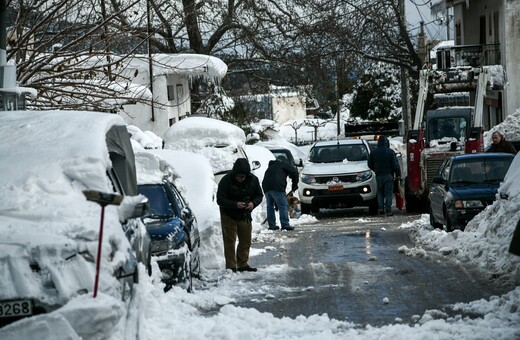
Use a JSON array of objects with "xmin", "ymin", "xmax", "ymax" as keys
[
  {"xmin": 398, "ymin": 0, "xmax": 411, "ymax": 136},
  {"xmin": 446, "ymin": 7, "xmax": 450, "ymax": 40}
]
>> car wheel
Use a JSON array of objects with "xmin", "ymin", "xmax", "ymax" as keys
[
  {"xmin": 301, "ymin": 203, "xmax": 311, "ymax": 215},
  {"xmin": 404, "ymin": 178, "xmax": 416, "ymax": 213},
  {"xmin": 181, "ymin": 255, "xmax": 194, "ymax": 293},
  {"xmin": 429, "ymin": 206, "xmax": 443, "ymax": 229},
  {"xmin": 191, "ymin": 246, "xmax": 201, "ymax": 279},
  {"xmin": 368, "ymin": 198, "xmax": 378, "ymax": 215}
]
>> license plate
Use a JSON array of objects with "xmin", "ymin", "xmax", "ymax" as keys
[
  {"xmin": 328, "ymin": 185, "xmax": 343, "ymax": 191},
  {"xmin": 0, "ymin": 299, "xmax": 33, "ymax": 318}
]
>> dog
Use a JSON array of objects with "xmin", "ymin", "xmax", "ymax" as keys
[
  {"xmin": 287, "ymin": 191, "xmax": 300, "ymax": 218},
  {"xmin": 262, "ymin": 191, "xmax": 301, "ymax": 225}
]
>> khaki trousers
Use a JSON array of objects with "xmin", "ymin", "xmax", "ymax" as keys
[{"xmin": 220, "ymin": 212, "xmax": 252, "ymax": 270}]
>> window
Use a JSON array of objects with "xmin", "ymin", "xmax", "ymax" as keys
[{"xmin": 167, "ymin": 85, "xmax": 175, "ymax": 101}]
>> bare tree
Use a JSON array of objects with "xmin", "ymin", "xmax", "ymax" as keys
[
  {"xmin": 7, "ymin": 0, "xmax": 424, "ymax": 115},
  {"xmin": 7, "ymin": 0, "xmax": 154, "ymax": 111}
]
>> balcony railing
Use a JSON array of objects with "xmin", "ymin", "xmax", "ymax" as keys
[{"xmin": 434, "ymin": 43, "xmax": 501, "ymax": 69}]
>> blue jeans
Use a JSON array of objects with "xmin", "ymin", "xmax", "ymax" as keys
[
  {"xmin": 376, "ymin": 174, "xmax": 394, "ymax": 212},
  {"xmin": 265, "ymin": 191, "xmax": 290, "ymax": 228}
]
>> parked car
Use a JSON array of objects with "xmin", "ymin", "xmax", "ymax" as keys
[
  {"xmin": 428, "ymin": 153, "xmax": 515, "ymax": 231},
  {"xmin": 0, "ymin": 110, "xmax": 150, "ymax": 331},
  {"xmin": 163, "ymin": 117, "xmax": 260, "ymax": 184},
  {"xmin": 266, "ymin": 147, "xmax": 302, "ymax": 169},
  {"xmin": 255, "ymin": 140, "xmax": 306, "ymax": 171},
  {"xmin": 298, "ymin": 139, "xmax": 378, "ymax": 215},
  {"xmin": 134, "ymin": 151, "xmax": 200, "ymax": 291}
]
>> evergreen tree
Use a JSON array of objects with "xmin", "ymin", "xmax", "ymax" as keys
[{"xmin": 348, "ymin": 62, "xmax": 402, "ymax": 122}]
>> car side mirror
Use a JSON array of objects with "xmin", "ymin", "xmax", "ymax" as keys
[
  {"xmin": 296, "ymin": 158, "xmax": 303, "ymax": 167},
  {"xmin": 119, "ymin": 195, "xmax": 149, "ymax": 221},
  {"xmin": 251, "ymin": 160, "xmax": 261, "ymax": 171}
]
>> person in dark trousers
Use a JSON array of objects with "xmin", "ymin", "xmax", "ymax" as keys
[
  {"xmin": 217, "ymin": 158, "xmax": 263, "ymax": 272},
  {"xmin": 368, "ymin": 135, "xmax": 401, "ymax": 216},
  {"xmin": 487, "ymin": 131, "xmax": 517, "ymax": 154},
  {"xmin": 262, "ymin": 155, "xmax": 299, "ymax": 231}
]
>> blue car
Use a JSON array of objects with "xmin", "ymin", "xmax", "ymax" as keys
[
  {"xmin": 138, "ymin": 181, "xmax": 200, "ymax": 291},
  {"xmin": 428, "ymin": 153, "xmax": 514, "ymax": 231}
]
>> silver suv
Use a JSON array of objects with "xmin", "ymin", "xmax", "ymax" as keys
[{"xmin": 298, "ymin": 139, "xmax": 378, "ymax": 215}]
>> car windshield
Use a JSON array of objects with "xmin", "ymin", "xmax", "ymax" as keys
[
  {"xmin": 428, "ymin": 117, "xmax": 467, "ymax": 141},
  {"xmin": 449, "ymin": 158, "xmax": 513, "ymax": 186},
  {"xmin": 309, "ymin": 144, "xmax": 368, "ymax": 163},
  {"xmin": 138, "ymin": 184, "xmax": 174, "ymax": 218}
]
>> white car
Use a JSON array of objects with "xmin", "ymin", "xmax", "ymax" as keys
[{"xmin": 298, "ymin": 139, "xmax": 378, "ymax": 215}]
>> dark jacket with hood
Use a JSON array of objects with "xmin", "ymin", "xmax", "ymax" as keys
[
  {"xmin": 217, "ymin": 158, "xmax": 263, "ymax": 221},
  {"xmin": 487, "ymin": 139, "xmax": 517, "ymax": 154},
  {"xmin": 367, "ymin": 135, "xmax": 401, "ymax": 177},
  {"xmin": 262, "ymin": 159, "xmax": 299, "ymax": 193}
]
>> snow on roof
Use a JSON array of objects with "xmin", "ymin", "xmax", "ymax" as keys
[
  {"xmin": 134, "ymin": 150, "xmax": 178, "ymax": 185},
  {"xmin": 123, "ymin": 53, "xmax": 227, "ymax": 83},
  {"xmin": 163, "ymin": 116, "xmax": 246, "ymax": 148},
  {"xmin": 430, "ymin": 40, "xmax": 454, "ymax": 59}
]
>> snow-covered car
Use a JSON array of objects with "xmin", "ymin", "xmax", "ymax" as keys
[
  {"xmin": 298, "ymin": 139, "xmax": 378, "ymax": 215},
  {"xmin": 0, "ymin": 110, "xmax": 150, "ymax": 330},
  {"xmin": 163, "ymin": 117, "xmax": 260, "ymax": 184},
  {"xmin": 134, "ymin": 151, "xmax": 200, "ymax": 291},
  {"xmin": 255, "ymin": 140, "xmax": 306, "ymax": 170}
]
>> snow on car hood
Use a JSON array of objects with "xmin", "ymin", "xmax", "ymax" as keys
[{"xmin": 302, "ymin": 161, "xmax": 370, "ymax": 176}]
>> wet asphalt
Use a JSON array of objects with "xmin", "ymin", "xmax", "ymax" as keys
[{"xmin": 231, "ymin": 208, "xmax": 511, "ymax": 327}]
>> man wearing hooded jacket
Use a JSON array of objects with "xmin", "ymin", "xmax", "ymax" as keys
[
  {"xmin": 217, "ymin": 158, "xmax": 263, "ymax": 272},
  {"xmin": 262, "ymin": 156, "xmax": 299, "ymax": 230},
  {"xmin": 368, "ymin": 135, "xmax": 401, "ymax": 216}
]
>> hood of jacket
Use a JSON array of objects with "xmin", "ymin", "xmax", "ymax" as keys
[
  {"xmin": 377, "ymin": 135, "xmax": 389, "ymax": 148},
  {"xmin": 231, "ymin": 158, "xmax": 251, "ymax": 176}
]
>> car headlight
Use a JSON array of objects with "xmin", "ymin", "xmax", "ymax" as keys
[
  {"xmin": 300, "ymin": 174, "xmax": 316, "ymax": 184},
  {"xmin": 454, "ymin": 200, "xmax": 484, "ymax": 209},
  {"xmin": 356, "ymin": 170, "xmax": 372, "ymax": 182}
]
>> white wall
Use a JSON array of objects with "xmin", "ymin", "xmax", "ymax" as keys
[
  {"xmin": 121, "ymin": 73, "xmax": 191, "ymax": 138},
  {"xmin": 504, "ymin": 0, "xmax": 520, "ymax": 115}
]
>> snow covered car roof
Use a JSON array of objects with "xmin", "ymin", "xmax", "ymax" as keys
[{"xmin": 163, "ymin": 117, "xmax": 250, "ymax": 180}]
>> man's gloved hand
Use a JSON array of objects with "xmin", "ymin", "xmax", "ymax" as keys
[{"xmin": 292, "ymin": 186, "xmax": 298, "ymax": 193}]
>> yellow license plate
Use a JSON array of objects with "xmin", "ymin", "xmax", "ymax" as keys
[{"xmin": 328, "ymin": 185, "xmax": 343, "ymax": 191}]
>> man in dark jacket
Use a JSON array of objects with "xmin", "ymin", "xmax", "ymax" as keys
[
  {"xmin": 487, "ymin": 131, "xmax": 517, "ymax": 154},
  {"xmin": 262, "ymin": 155, "xmax": 299, "ymax": 231},
  {"xmin": 367, "ymin": 135, "xmax": 401, "ymax": 216},
  {"xmin": 217, "ymin": 158, "xmax": 263, "ymax": 272}
]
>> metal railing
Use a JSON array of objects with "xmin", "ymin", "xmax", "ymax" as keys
[{"xmin": 434, "ymin": 43, "xmax": 501, "ymax": 69}]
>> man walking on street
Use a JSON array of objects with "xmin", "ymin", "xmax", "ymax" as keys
[
  {"xmin": 217, "ymin": 158, "xmax": 263, "ymax": 272},
  {"xmin": 368, "ymin": 135, "xmax": 401, "ymax": 216},
  {"xmin": 262, "ymin": 155, "xmax": 299, "ymax": 230}
]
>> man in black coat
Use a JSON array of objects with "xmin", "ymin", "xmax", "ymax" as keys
[
  {"xmin": 368, "ymin": 135, "xmax": 401, "ymax": 216},
  {"xmin": 217, "ymin": 158, "xmax": 263, "ymax": 272},
  {"xmin": 487, "ymin": 131, "xmax": 517, "ymax": 154},
  {"xmin": 262, "ymin": 155, "xmax": 299, "ymax": 230}
]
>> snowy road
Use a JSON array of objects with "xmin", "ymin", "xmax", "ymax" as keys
[{"xmin": 202, "ymin": 209, "xmax": 511, "ymax": 327}]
